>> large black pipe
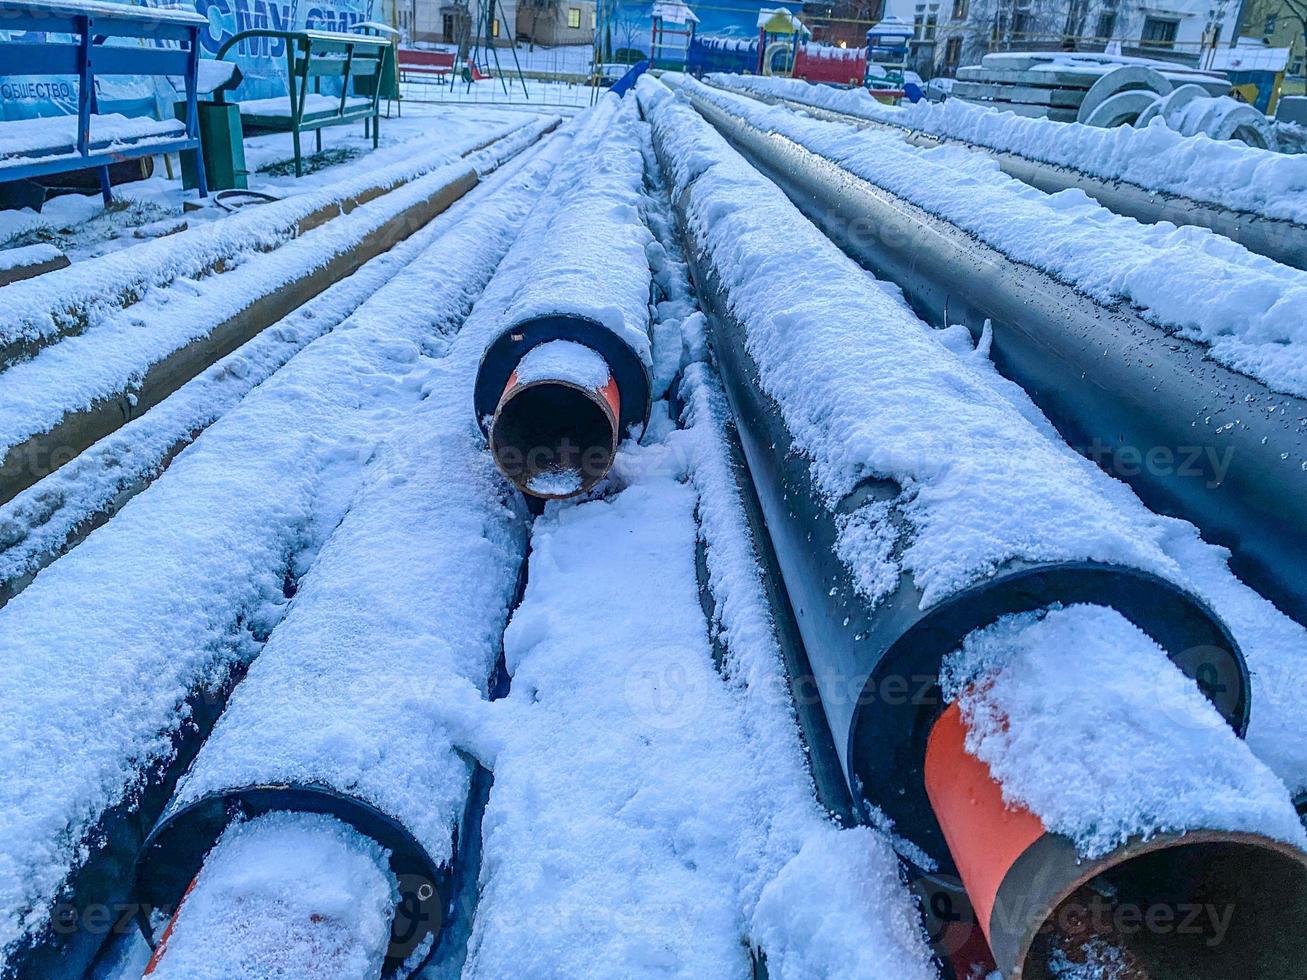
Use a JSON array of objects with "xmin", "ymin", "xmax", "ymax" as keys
[
  {"xmin": 677, "ymin": 83, "xmax": 1307, "ymax": 628},
  {"xmin": 706, "ymin": 79, "xmax": 1307, "ymax": 273},
  {"xmin": 640, "ymin": 80, "xmax": 1287, "ymax": 978},
  {"xmin": 648, "ymin": 83, "xmax": 1248, "ymax": 867}
]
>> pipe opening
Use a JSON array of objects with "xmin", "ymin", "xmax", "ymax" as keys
[
  {"xmin": 490, "ymin": 381, "xmax": 618, "ymax": 499},
  {"xmin": 1023, "ymin": 837, "xmax": 1307, "ymax": 980}
]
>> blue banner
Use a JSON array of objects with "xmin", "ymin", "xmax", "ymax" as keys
[{"xmin": 0, "ymin": 0, "xmax": 375, "ymax": 122}]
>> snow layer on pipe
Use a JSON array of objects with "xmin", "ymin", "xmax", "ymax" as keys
[
  {"xmin": 449, "ymin": 114, "xmax": 936, "ymax": 980},
  {"xmin": 514, "ymin": 339, "xmax": 609, "ymax": 388},
  {"xmin": 0, "ymin": 154, "xmax": 516, "ymax": 594},
  {"xmin": 930, "ymin": 321, "xmax": 1307, "ymax": 802},
  {"xmin": 713, "ymin": 74, "xmax": 1307, "ymax": 227},
  {"xmin": 145, "ymin": 812, "xmax": 396, "ymax": 980},
  {"xmin": 0, "ymin": 133, "xmax": 563, "ymax": 964},
  {"xmin": 679, "ymin": 76, "xmax": 1307, "ymax": 400},
  {"xmin": 639, "ymin": 77, "xmax": 1180, "ymax": 608},
  {"xmin": 0, "ymin": 117, "xmax": 558, "ymax": 463},
  {"xmin": 497, "ymin": 94, "xmax": 654, "ymax": 368},
  {"xmin": 941, "ymin": 604, "xmax": 1307, "ymax": 858},
  {"xmin": 163, "ymin": 143, "xmax": 561, "ymax": 856},
  {"xmin": 0, "ymin": 118, "xmax": 531, "ymax": 359}
]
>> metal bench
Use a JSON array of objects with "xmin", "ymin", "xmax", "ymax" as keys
[
  {"xmin": 213, "ymin": 29, "xmax": 392, "ymax": 178},
  {"xmin": 0, "ymin": 0, "xmax": 208, "ymax": 204},
  {"xmin": 398, "ymin": 48, "xmax": 458, "ymax": 86}
]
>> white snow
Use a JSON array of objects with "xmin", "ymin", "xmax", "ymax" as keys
[
  {"xmin": 750, "ymin": 827, "xmax": 938, "ymax": 980},
  {"xmin": 513, "ymin": 339, "xmax": 609, "ymax": 388},
  {"xmin": 0, "ymin": 244, "xmax": 61, "ymax": 274},
  {"xmin": 680, "ymin": 76, "xmax": 1307, "ymax": 399},
  {"xmin": 0, "ymin": 159, "xmax": 515, "ymax": 597},
  {"xmin": 0, "ymin": 114, "xmax": 185, "ymax": 163},
  {"xmin": 942, "ymin": 604, "xmax": 1307, "ymax": 858},
  {"xmin": 146, "ymin": 812, "xmax": 397, "ymax": 980},
  {"xmin": 931, "ymin": 320, "xmax": 1307, "ymax": 802},
  {"xmin": 498, "ymin": 93, "xmax": 654, "ymax": 367},
  {"xmin": 236, "ymin": 95, "xmax": 373, "ymax": 119},
  {"xmin": 640, "ymin": 76, "xmax": 1183, "ymax": 608},
  {"xmin": 0, "ymin": 127, "xmax": 563, "ymax": 965}
]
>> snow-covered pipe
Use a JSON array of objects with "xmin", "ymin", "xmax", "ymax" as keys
[
  {"xmin": 704, "ymin": 76, "xmax": 1307, "ymax": 273},
  {"xmin": 131, "ymin": 136, "xmax": 569, "ymax": 976},
  {"xmin": 926, "ymin": 606, "xmax": 1307, "ymax": 980},
  {"xmin": 671, "ymin": 77, "xmax": 1307, "ymax": 629},
  {"xmin": 638, "ymin": 77, "xmax": 1300, "ymax": 976},
  {"xmin": 142, "ymin": 813, "xmax": 398, "ymax": 980},
  {"xmin": 472, "ymin": 94, "xmax": 654, "ymax": 501}
]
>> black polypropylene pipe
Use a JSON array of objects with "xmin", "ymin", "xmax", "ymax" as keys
[
  {"xmin": 652, "ymin": 121, "xmax": 1249, "ymax": 871},
  {"xmin": 681, "ymin": 87, "xmax": 1307, "ymax": 628},
  {"xmin": 708, "ymin": 81, "xmax": 1307, "ymax": 273}
]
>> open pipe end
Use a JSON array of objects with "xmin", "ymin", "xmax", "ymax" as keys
[
  {"xmin": 1019, "ymin": 833, "xmax": 1307, "ymax": 980},
  {"xmin": 490, "ymin": 371, "xmax": 620, "ymax": 500},
  {"xmin": 925, "ymin": 703, "xmax": 1307, "ymax": 979}
]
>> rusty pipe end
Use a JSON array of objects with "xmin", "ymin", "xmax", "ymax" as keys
[
  {"xmin": 490, "ymin": 363, "xmax": 621, "ymax": 500},
  {"xmin": 925, "ymin": 702, "xmax": 1307, "ymax": 980}
]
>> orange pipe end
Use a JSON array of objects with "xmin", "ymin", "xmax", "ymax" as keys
[
  {"xmin": 490, "ymin": 362, "xmax": 621, "ymax": 499},
  {"xmin": 924, "ymin": 701, "xmax": 1046, "ymax": 946},
  {"xmin": 143, "ymin": 876, "xmax": 198, "ymax": 975}
]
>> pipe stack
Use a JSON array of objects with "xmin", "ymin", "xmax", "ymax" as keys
[{"xmin": 640, "ymin": 76, "xmax": 1307, "ymax": 978}]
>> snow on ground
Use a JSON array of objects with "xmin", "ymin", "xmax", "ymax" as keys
[
  {"xmin": 0, "ymin": 128, "xmax": 563, "ymax": 965},
  {"xmin": 0, "ymin": 118, "xmax": 555, "ymax": 486},
  {"xmin": 713, "ymin": 74, "xmax": 1307, "ymax": 227},
  {"xmin": 0, "ymin": 103, "xmax": 547, "ymax": 261},
  {"xmin": 677, "ymin": 75, "xmax": 1307, "ymax": 400},
  {"xmin": 943, "ymin": 604, "xmax": 1307, "ymax": 858},
  {"xmin": 146, "ymin": 813, "xmax": 397, "ymax": 980}
]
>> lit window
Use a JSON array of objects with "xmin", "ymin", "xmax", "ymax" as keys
[
  {"xmin": 591, "ymin": 10, "xmax": 596, "ymax": 28},
  {"xmin": 568, "ymin": 7, "xmax": 581, "ymax": 28},
  {"xmin": 491, "ymin": 17, "xmax": 499, "ymax": 35}
]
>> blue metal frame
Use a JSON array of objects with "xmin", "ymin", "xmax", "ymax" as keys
[{"xmin": 0, "ymin": 0, "xmax": 208, "ymax": 202}]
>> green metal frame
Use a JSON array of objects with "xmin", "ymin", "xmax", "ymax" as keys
[{"xmin": 214, "ymin": 29, "xmax": 392, "ymax": 177}]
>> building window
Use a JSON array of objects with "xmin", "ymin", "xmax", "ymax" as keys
[
  {"xmin": 1141, "ymin": 16, "xmax": 1178, "ymax": 48},
  {"xmin": 1010, "ymin": 9, "xmax": 1031, "ymax": 39},
  {"xmin": 1095, "ymin": 10, "xmax": 1116, "ymax": 39},
  {"xmin": 567, "ymin": 6, "xmax": 581, "ymax": 28},
  {"xmin": 591, "ymin": 10, "xmax": 596, "ymax": 28},
  {"xmin": 951, "ymin": 0, "xmax": 966, "ymax": 20},
  {"xmin": 1264, "ymin": 14, "xmax": 1278, "ymax": 36},
  {"xmin": 944, "ymin": 34, "xmax": 962, "ymax": 68},
  {"xmin": 491, "ymin": 17, "xmax": 499, "ymax": 36},
  {"xmin": 925, "ymin": 12, "xmax": 938, "ymax": 38}
]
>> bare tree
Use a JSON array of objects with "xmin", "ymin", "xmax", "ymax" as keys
[
  {"xmin": 521, "ymin": 0, "xmax": 563, "ymax": 49},
  {"xmin": 1278, "ymin": 0, "xmax": 1307, "ymax": 75}
]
